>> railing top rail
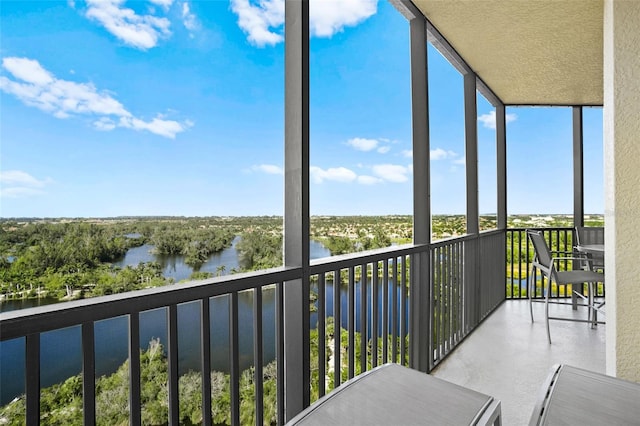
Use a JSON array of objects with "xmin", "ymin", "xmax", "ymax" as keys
[
  {"xmin": 309, "ymin": 243, "xmax": 428, "ymax": 273},
  {"xmin": 508, "ymin": 227, "xmax": 575, "ymax": 232},
  {"xmin": 430, "ymin": 233, "xmax": 475, "ymax": 248},
  {"xmin": 0, "ymin": 266, "xmax": 301, "ymax": 341},
  {"xmin": 478, "ymin": 229, "xmax": 504, "ymax": 237}
]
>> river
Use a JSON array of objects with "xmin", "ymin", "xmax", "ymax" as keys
[{"xmin": 112, "ymin": 238, "xmax": 332, "ymax": 282}]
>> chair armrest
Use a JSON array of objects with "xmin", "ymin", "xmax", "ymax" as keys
[
  {"xmin": 551, "ymin": 256, "xmax": 588, "ymax": 263},
  {"xmin": 553, "ymin": 250, "xmax": 588, "ymax": 258}
]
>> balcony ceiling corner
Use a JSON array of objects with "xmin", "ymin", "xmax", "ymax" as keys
[{"xmin": 412, "ymin": 0, "xmax": 604, "ymax": 106}]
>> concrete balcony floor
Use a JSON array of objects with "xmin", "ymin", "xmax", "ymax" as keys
[{"xmin": 431, "ymin": 299, "xmax": 606, "ymax": 425}]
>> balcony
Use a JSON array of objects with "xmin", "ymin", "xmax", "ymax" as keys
[
  {"xmin": 2, "ymin": 0, "xmax": 639, "ymax": 424},
  {"xmin": 0, "ymin": 227, "xmax": 605, "ymax": 424},
  {"xmin": 432, "ymin": 299, "xmax": 605, "ymax": 425}
]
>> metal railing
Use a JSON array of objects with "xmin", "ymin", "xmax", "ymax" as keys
[
  {"xmin": 506, "ymin": 227, "xmax": 575, "ymax": 300},
  {"xmin": 1, "ymin": 235, "xmax": 505, "ymax": 425},
  {"xmin": 308, "ymin": 245, "xmax": 420, "ymax": 399},
  {"xmin": 430, "ymin": 230, "xmax": 504, "ymax": 368},
  {"xmin": 1, "ymin": 268, "xmax": 299, "ymax": 426}
]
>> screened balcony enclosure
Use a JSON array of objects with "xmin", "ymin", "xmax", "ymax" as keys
[{"xmin": 2, "ymin": 0, "xmax": 639, "ymax": 425}]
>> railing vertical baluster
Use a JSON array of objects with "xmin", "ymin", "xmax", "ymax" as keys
[
  {"xmin": 432, "ymin": 247, "xmax": 437, "ymax": 362},
  {"xmin": 401, "ymin": 256, "xmax": 407, "ymax": 365},
  {"xmin": 276, "ymin": 283, "xmax": 284, "ymax": 426},
  {"xmin": 168, "ymin": 305, "xmax": 179, "ymax": 426},
  {"xmin": 391, "ymin": 257, "xmax": 398, "ymax": 363},
  {"xmin": 451, "ymin": 242, "xmax": 456, "ymax": 342},
  {"xmin": 524, "ymin": 230, "xmax": 529, "ymax": 299},
  {"xmin": 371, "ymin": 261, "xmax": 379, "ymax": 368},
  {"xmin": 359, "ymin": 263, "xmax": 368, "ymax": 372},
  {"xmin": 430, "ymin": 248, "xmax": 436, "ymax": 364},
  {"xmin": 517, "ymin": 230, "xmax": 522, "ymax": 299},
  {"xmin": 444, "ymin": 244, "xmax": 450, "ymax": 351},
  {"xmin": 318, "ymin": 273, "xmax": 326, "ymax": 398},
  {"xmin": 454, "ymin": 242, "xmax": 460, "ymax": 336},
  {"xmin": 229, "ymin": 293, "xmax": 240, "ymax": 426},
  {"xmin": 333, "ymin": 269, "xmax": 341, "ymax": 387},
  {"xmin": 82, "ymin": 322, "xmax": 95, "ymax": 425},
  {"xmin": 129, "ymin": 312, "xmax": 141, "ymax": 426},
  {"xmin": 440, "ymin": 245, "xmax": 446, "ymax": 357},
  {"xmin": 253, "ymin": 288, "xmax": 264, "ymax": 426},
  {"xmin": 451, "ymin": 242, "xmax": 458, "ymax": 343},
  {"xmin": 25, "ymin": 333, "xmax": 39, "ymax": 426},
  {"xmin": 201, "ymin": 298, "xmax": 212, "ymax": 426},
  {"xmin": 348, "ymin": 266, "xmax": 355, "ymax": 379},
  {"xmin": 451, "ymin": 243, "xmax": 456, "ymax": 348},
  {"xmin": 458, "ymin": 241, "xmax": 464, "ymax": 340},
  {"xmin": 382, "ymin": 257, "xmax": 389, "ymax": 364},
  {"xmin": 439, "ymin": 245, "xmax": 445, "ymax": 353},
  {"xmin": 436, "ymin": 246, "xmax": 442, "ymax": 361}
]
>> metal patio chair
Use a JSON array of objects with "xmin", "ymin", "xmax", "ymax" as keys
[
  {"xmin": 526, "ymin": 230, "xmax": 605, "ymax": 343},
  {"xmin": 575, "ymin": 226, "xmax": 605, "ymax": 272}
]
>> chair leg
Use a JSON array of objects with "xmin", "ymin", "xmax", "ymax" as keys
[
  {"xmin": 589, "ymin": 281, "xmax": 598, "ymax": 328},
  {"xmin": 529, "ymin": 265, "xmax": 536, "ymax": 323},
  {"xmin": 545, "ymin": 278, "xmax": 552, "ymax": 344}
]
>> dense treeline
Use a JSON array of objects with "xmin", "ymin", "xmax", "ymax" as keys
[
  {"xmin": 0, "ymin": 215, "xmax": 604, "ymax": 302},
  {"xmin": 0, "ymin": 218, "xmax": 238, "ymax": 301},
  {"xmin": 235, "ymin": 229, "xmax": 282, "ymax": 271}
]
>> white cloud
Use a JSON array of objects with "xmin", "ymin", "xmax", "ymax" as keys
[
  {"xmin": 251, "ymin": 164, "xmax": 284, "ymax": 175},
  {"xmin": 85, "ymin": 0, "xmax": 171, "ymax": 50},
  {"xmin": 430, "ymin": 148, "xmax": 458, "ymax": 160},
  {"xmin": 119, "ymin": 116, "xmax": 192, "ymax": 139},
  {"xmin": 346, "ymin": 137, "xmax": 391, "ymax": 154},
  {"xmin": 401, "ymin": 149, "xmax": 412, "ymax": 158},
  {"xmin": 181, "ymin": 2, "xmax": 199, "ymax": 33},
  {"xmin": 357, "ymin": 175, "xmax": 381, "ymax": 185},
  {"xmin": 372, "ymin": 164, "xmax": 411, "ymax": 183},
  {"xmin": 346, "ymin": 137, "xmax": 378, "ymax": 151},
  {"xmin": 2, "ymin": 56, "xmax": 54, "ymax": 86},
  {"xmin": 310, "ymin": 0, "xmax": 377, "ymax": 37},
  {"xmin": 230, "ymin": 0, "xmax": 285, "ymax": 47},
  {"xmin": 230, "ymin": 0, "xmax": 377, "ymax": 47},
  {"xmin": 149, "ymin": 0, "xmax": 173, "ymax": 9},
  {"xmin": 1, "ymin": 56, "xmax": 191, "ymax": 139},
  {"xmin": 310, "ymin": 166, "xmax": 357, "ymax": 184},
  {"xmin": 0, "ymin": 171, "xmax": 53, "ymax": 198},
  {"xmin": 94, "ymin": 117, "xmax": 117, "ymax": 131},
  {"xmin": 307, "ymin": 162, "xmax": 412, "ymax": 185},
  {"xmin": 477, "ymin": 110, "xmax": 517, "ymax": 130}
]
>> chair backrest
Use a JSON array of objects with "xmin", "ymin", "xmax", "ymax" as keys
[
  {"xmin": 575, "ymin": 226, "xmax": 604, "ymax": 245},
  {"xmin": 527, "ymin": 230, "xmax": 553, "ymax": 273},
  {"xmin": 575, "ymin": 226, "xmax": 604, "ymax": 270}
]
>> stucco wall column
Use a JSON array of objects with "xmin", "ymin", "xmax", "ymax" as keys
[{"xmin": 603, "ymin": 0, "xmax": 640, "ymax": 382}]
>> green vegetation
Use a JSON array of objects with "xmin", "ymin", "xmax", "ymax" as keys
[
  {"xmin": 0, "ymin": 218, "xmax": 248, "ymax": 302},
  {"xmin": 505, "ymin": 214, "xmax": 604, "ymax": 298},
  {"xmin": 0, "ymin": 321, "xmax": 405, "ymax": 425},
  {"xmin": 0, "ymin": 338, "xmax": 276, "ymax": 425},
  {"xmin": 0, "ymin": 214, "xmax": 604, "ymax": 303}
]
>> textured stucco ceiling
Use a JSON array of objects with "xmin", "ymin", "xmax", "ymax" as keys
[{"xmin": 411, "ymin": 0, "xmax": 604, "ymax": 105}]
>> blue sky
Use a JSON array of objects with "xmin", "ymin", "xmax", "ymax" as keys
[{"xmin": 0, "ymin": 0, "xmax": 604, "ymax": 218}]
